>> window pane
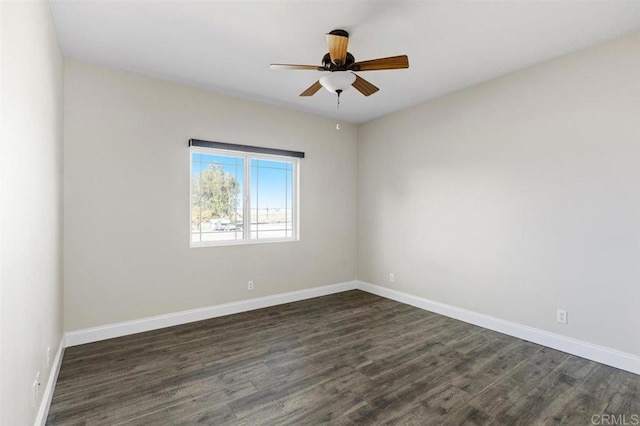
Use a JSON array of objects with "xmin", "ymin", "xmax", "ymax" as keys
[
  {"xmin": 250, "ymin": 159, "xmax": 294, "ymax": 240},
  {"xmin": 191, "ymin": 153, "xmax": 244, "ymax": 243}
]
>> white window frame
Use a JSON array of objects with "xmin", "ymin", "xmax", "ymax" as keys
[{"xmin": 190, "ymin": 147, "xmax": 300, "ymax": 247}]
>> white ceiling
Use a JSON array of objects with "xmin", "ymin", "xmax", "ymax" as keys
[{"xmin": 50, "ymin": 0, "xmax": 640, "ymax": 123}]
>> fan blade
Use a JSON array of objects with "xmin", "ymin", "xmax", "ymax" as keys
[
  {"xmin": 270, "ymin": 64, "xmax": 323, "ymax": 71},
  {"xmin": 300, "ymin": 80, "xmax": 323, "ymax": 97},
  {"xmin": 351, "ymin": 55, "xmax": 409, "ymax": 71},
  {"xmin": 326, "ymin": 31, "xmax": 349, "ymax": 66},
  {"xmin": 352, "ymin": 74, "xmax": 379, "ymax": 96}
]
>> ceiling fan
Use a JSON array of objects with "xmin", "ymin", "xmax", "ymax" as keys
[{"xmin": 270, "ymin": 29, "xmax": 409, "ymax": 101}]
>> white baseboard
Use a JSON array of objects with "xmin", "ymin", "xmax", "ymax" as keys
[
  {"xmin": 356, "ymin": 281, "xmax": 640, "ymax": 376},
  {"xmin": 35, "ymin": 336, "xmax": 65, "ymax": 426},
  {"xmin": 58, "ymin": 278, "xmax": 638, "ymax": 392},
  {"xmin": 39, "ymin": 278, "xmax": 639, "ymax": 426},
  {"xmin": 65, "ymin": 280, "xmax": 358, "ymax": 347}
]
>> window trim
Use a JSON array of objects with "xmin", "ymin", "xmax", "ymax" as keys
[{"xmin": 190, "ymin": 146, "xmax": 300, "ymax": 248}]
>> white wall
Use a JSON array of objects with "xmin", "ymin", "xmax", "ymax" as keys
[
  {"xmin": 358, "ymin": 32, "xmax": 640, "ymax": 357},
  {"xmin": 63, "ymin": 61, "xmax": 358, "ymax": 331},
  {"xmin": 0, "ymin": 1, "xmax": 64, "ymax": 424}
]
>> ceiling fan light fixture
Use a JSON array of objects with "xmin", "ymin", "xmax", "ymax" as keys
[{"xmin": 319, "ymin": 72, "xmax": 356, "ymax": 94}]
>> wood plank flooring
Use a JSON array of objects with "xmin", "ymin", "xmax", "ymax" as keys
[{"xmin": 47, "ymin": 290, "xmax": 640, "ymax": 425}]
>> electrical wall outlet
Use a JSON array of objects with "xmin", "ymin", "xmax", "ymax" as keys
[
  {"xmin": 247, "ymin": 280, "xmax": 254, "ymax": 291},
  {"xmin": 32, "ymin": 379, "xmax": 38, "ymax": 408},
  {"xmin": 557, "ymin": 309, "xmax": 568, "ymax": 324},
  {"xmin": 32, "ymin": 371, "xmax": 41, "ymax": 408},
  {"xmin": 389, "ymin": 273, "xmax": 395, "ymax": 282}
]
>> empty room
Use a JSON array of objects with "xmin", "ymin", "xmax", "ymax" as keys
[{"xmin": 2, "ymin": 0, "xmax": 640, "ymax": 425}]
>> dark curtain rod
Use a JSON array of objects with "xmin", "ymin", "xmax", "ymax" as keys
[{"xmin": 189, "ymin": 139, "xmax": 305, "ymax": 159}]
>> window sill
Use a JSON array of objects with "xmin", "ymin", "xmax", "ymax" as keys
[{"xmin": 190, "ymin": 237, "xmax": 300, "ymax": 248}]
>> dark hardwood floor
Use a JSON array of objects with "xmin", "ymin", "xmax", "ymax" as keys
[{"xmin": 47, "ymin": 290, "xmax": 640, "ymax": 425}]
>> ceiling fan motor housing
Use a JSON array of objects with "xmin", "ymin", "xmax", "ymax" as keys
[{"xmin": 322, "ymin": 52, "xmax": 356, "ymax": 71}]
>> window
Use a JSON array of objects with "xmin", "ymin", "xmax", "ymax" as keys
[{"xmin": 190, "ymin": 140, "xmax": 300, "ymax": 246}]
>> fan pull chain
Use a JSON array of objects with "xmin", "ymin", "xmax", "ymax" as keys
[{"xmin": 336, "ymin": 89, "xmax": 342, "ymax": 110}]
